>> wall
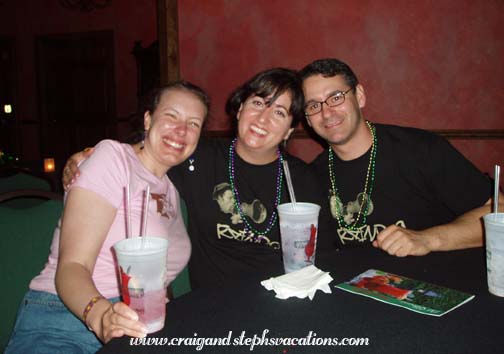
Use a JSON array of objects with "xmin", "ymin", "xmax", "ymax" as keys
[
  {"xmin": 0, "ymin": 0, "xmax": 157, "ymax": 160},
  {"xmin": 1, "ymin": 1, "xmax": 502, "ymax": 184},
  {"xmin": 177, "ymin": 0, "xmax": 504, "ymax": 182}
]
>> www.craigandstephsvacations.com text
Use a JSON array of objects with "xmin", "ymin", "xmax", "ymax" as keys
[{"xmin": 129, "ymin": 329, "xmax": 370, "ymax": 351}]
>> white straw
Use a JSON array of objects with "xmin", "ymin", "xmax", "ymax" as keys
[
  {"xmin": 282, "ymin": 160, "xmax": 297, "ymax": 210},
  {"xmin": 125, "ymin": 185, "xmax": 131, "ymax": 238},
  {"xmin": 494, "ymin": 165, "xmax": 500, "ymax": 214},
  {"xmin": 141, "ymin": 185, "xmax": 150, "ymax": 249}
]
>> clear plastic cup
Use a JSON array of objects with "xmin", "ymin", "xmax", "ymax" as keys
[
  {"xmin": 484, "ymin": 213, "xmax": 504, "ymax": 297},
  {"xmin": 113, "ymin": 236, "xmax": 169, "ymax": 332},
  {"xmin": 277, "ymin": 202, "xmax": 321, "ymax": 273}
]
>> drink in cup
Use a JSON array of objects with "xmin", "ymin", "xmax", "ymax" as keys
[
  {"xmin": 277, "ymin": 202, "xmax": 321, "ymax": 273},
  {"xmin": 484, "ymin": 213, "xmax": 504, "ymax": 297},
  {"xmin": 113, "ymin": 236, "xmax": 169, "ymax": 332}
]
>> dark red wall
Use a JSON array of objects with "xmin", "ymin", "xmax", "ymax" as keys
[
  {"xmin": 1, "ymin": 1, "xmax": 502, "ymax": 185},
  {"xmin": 178, "ymin": 0, "xmax": 504, "ymax": 182}
]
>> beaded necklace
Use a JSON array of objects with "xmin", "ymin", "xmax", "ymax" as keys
[
  {"xmin": 228, "ymin": 138, "xmax": 284, "ymax": 239},
  {"xmin": 328, "ymin": 121, "xmax": 377, "ymax": 230}
]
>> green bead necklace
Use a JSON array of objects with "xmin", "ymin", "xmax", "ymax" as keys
[{"xmin": 328, "ymin": 120, "xmax": 377, "ymax": 230}]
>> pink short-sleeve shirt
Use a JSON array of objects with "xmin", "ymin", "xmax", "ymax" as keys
[{"xmin": 30, "ymin": 140, "xmax": 191, "ymax": 298}]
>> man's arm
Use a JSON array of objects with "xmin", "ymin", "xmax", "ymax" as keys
[{"xmin": 373, "ymin": 194, "xmax": 504, "ymax": 257}]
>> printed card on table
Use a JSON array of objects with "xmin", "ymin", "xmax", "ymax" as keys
[{"xmin": 336, "ymin": 269, "xmax": 475, "ymax": 316}]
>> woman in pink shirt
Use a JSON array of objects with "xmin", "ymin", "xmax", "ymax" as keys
[{"xmin": 6, "ymin": 81, "xmax": 209, "ymax": 353}]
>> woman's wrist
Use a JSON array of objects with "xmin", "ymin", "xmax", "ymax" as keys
[
  {"xmin": 83, "ymin": 295, "xmax": 104, "ymax": 323},
  {"xmin": 85, "ymin": 297, "xmax": 112, "ymax": 333}
]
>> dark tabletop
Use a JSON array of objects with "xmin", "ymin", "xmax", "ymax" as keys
[{"xmin": 99, "ymin": 247, "xmax": 503, "ymax": 354}]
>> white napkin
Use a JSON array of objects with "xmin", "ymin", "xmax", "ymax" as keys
[{"xmin": 261, "ymin": 265, "xmax": 333, "ymax": 300}]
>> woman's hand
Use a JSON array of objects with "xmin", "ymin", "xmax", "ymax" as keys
[
  {"xmin": 88, "ymin": 300, "xmax": 148, "ymax": 343},
  {"xmin": 62, "ymin": 147, "xmax": 94, "ymax": 190}
]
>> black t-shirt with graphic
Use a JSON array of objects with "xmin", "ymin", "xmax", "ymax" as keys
[
  {"xmin": 310, "ymin": 123, "xmax": 492, "ymax": 248},
  {"xmin": 169, "ymin": 138, "xmax": 330, "ymax": 289}
]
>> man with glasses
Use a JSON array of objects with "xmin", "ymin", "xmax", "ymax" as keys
[{"xmin": 299, "ymin": 58, "xmax": 500, "ymax": 257}]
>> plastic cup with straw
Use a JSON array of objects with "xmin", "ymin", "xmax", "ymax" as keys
[
  {"xmin": 483, "ymin": 164, "xmax": 504, "ymax": 296},
  {"xmin": 278, "ymin": 160, "xmax": 321, "ymax": 273},
  {"xmin": 114, "ymin": 183, "xmax": 169, "ymax": 331}
]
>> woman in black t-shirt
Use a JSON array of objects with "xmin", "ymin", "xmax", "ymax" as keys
[{"xmin": 169, "ymin": 68, "xmax": 329, "ymax": 288}]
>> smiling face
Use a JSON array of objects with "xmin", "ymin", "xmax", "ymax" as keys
[
  {"xmin": 303, "ymin": 74, "xmax": 366, "ymax": 148},
  {"xmin": 142, "ymin": 88, "xmax": 206, "ymax": 175},
  {"xmin": 235, "ymin": 91, "xmax": 294, "ymax": 164}
]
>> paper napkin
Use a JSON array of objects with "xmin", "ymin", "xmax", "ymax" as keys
[{"xmin": 261, "ymin": 265, "xmax": 333, "ymax": 300}]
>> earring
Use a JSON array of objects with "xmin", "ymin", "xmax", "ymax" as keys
[
  {"xmin": 188, "ymin": 157, "xmax": 195, "ymax": 172},
  {"xmin": 140, "ymin": 130, "xmax": 146, "ymax": 150}
]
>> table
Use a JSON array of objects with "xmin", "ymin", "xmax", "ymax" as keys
[{"xmin": 99, "ymin": 247, "xmax": 503, "ymax": 353}]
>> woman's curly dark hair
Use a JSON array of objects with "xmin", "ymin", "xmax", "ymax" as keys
[{"xmin": 225, "ymin": 68, "xmax": 304, "ymax": 130}]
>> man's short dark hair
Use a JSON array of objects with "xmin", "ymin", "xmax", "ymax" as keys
[{"xmin": 299, "ymin": 58, "xmax": 359, "ymax": 90}]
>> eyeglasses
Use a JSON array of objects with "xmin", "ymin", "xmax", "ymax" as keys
[{"xmin": 304, "ymin": 88, "xmax": 353, "ymax": 116}]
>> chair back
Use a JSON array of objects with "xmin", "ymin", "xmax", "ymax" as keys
[
  {"xmin": 0, "ymin": 190, "xmax": 63, "ymax": 350},
  {"xmin": 0, "ymin": 168, "xmax": 53, "ymax": 192},
  {"xmin": 0, "ymin": 168, "xmax": 57, "ymax": 208}
]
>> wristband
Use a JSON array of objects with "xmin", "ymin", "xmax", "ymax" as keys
[{"xmin": 83, "ymin": 295, "xmax": 105, "ymax": 323}]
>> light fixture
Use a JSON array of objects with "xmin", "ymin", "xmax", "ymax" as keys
[
  {"xmin": 4, "ymin": 104, "xmax": 12, "ymax": 114},
  {"xmin": 44, "ymin": 158, "xmax": 56, "ymax": 173}
]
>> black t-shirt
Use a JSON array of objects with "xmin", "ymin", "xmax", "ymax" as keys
[
  {"xmin": 310, "ymin": 123, "xmax": 492, "ymax": 248},
  {"xmin": 169, "ymin": 138, "xmax": 330, "ymax": 289}
]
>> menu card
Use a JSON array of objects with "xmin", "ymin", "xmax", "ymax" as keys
[{"xmin": 336, "ymin": 269, "xmax": 474, "ymax": 316}]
